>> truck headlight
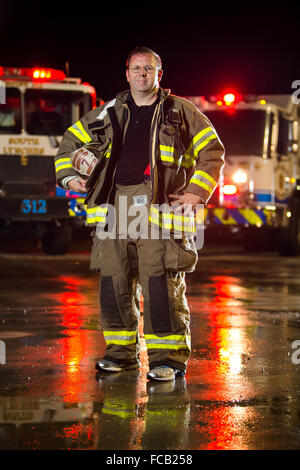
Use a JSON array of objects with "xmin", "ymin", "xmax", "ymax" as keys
[{"xmin": 232, "ymin": 169, "xmax": 247, "ymax": 184}]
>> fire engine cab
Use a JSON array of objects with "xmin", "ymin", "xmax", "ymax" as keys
[
  {"xmin": 0, "ymin": 66, "xmax": 96, "ymax": 254},
  {"xmin": 187, "ymin": 91, "xmax": 300, "ymax": 256}
]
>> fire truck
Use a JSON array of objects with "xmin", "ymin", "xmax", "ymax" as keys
[
  {"xmin": 187, "ymin": 91, "xmax": 300, "ymax": 256},
  {"xmin": 0, "ymin": 66, "xmax": 96, "ymax": 254}
]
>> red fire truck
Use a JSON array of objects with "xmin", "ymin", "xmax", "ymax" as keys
[{"xmin": 0, "ymin": 66, "xmax": 96, "ymax": 254}]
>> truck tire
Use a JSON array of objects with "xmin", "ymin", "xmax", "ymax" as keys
[
  {"xmin": 278, "ymin": 196, "xmax": 300, "ymax": 256},
  {"xmin": 41, "ymin": 225, "xmax": 72, "ymax": 255}
]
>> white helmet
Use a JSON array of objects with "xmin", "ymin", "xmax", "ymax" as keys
[{"xmin": 70, "ymin": 143, "xmax": 101, "ymax": 177}]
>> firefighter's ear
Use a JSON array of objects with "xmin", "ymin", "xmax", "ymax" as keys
[{"xmin": 158, "ymin": 68, "xmax": 163, "ymax": 82}]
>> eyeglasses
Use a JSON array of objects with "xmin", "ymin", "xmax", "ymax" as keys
[{"xmin": 128, "ymin": 65, "xmax": 157, "ymax": 74}]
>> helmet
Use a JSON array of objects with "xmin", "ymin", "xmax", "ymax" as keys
[{"xmin": 70, "ymin": 142, "xmax": 102, "ymax": 176}]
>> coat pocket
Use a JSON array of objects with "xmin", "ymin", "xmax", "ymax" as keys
[{"xmin": 165, "ymin": 236, "xmax": 198, "ymax": 273}]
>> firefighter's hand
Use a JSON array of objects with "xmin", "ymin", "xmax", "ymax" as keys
[
  {"xmin": 67, "ymin": 177, "xmax": 87, "ymax": 193},
  {"xmin": 168, "ymin": 192, "xmax": 203, "ymax": 215}
]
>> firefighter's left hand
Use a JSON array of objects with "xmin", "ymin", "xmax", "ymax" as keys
[{"xmin": 168, "ymin": 193, "xmax": 203, "ymax": 215}]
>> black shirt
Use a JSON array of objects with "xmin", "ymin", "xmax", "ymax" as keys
[{"xmin": 115, "ymin": 94, "xmax": 158, "ymax": 185}]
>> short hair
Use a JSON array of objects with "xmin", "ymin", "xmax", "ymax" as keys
[{"xmin": 126, "ymin": 46, "xmax": 162, "ymax": 69}]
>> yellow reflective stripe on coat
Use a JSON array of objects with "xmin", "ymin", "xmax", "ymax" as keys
[
  {"xmin": 105, "ymin": 143, "xmax": 112, "ymax": 158},
  {"xmin": 145, "ymin": 334, "xmax": 191, "ymax": 351},
  {"xmin": 159, "ymin": 145, "xmax": 196, "ymax": 169},
  {"xmin": 55, "ymin": 157, "xmax": 72, "ymax": 173},
  {"xmin": 159, "ymin": 144, "xmax": 174, "ymax": 163},
  {"xmin": 149, "ymin": 205, "xmax": 195, "ymax": 234},
  {"xmin": 68, "ymin": 120, "xmax": 92, "ymax": 144},
  {"xmin": 86, "ymin": 206, "xmax": 108, "ymax": 224},
  {"xmin": 181, "ymin": 153, "xmax": 197, "ymax": 168},
  {"xmin": 190, "ymin": 170, "xmax": 218, "ymax": 195},
  {"xmin": 192, "ymin": 127, "xmax": 217, "ymax": 156},
  {"xmin": 103, "ymin": 330, "xmax": 137, "ymax": 346}
]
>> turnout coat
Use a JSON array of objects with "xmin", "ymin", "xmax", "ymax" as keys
[{"xmin": 55, "ymin": 88, "xmax": 225, "ymax": 234}]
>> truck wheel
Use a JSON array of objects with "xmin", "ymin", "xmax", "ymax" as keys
[
  {"xmin": 41, "ymin": 225, "xmax": 72, "ymax": 255},
  {"xmin": 278, "ymin": 197, "xmax": 300, "ymax": 256}
]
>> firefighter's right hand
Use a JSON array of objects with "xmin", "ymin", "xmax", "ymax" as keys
[{"xmin": 67, "ymin": 177, "xmax": 87, "ymax": 193}]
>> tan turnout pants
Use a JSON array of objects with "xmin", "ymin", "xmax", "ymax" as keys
[{"xmin": 91, "ymin": 182, "xmax": 197, "ymax": 372}]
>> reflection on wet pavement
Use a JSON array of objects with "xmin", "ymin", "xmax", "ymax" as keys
[{"xmin": 0, "ymin": 252, "xmax": 300, "ymax": 450}]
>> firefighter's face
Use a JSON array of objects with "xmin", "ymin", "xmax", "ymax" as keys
[{"xmin": 126, "ymin": 53, "xmax": 162, "ymax": 94}]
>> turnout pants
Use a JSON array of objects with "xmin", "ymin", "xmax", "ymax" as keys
[{"xmin": 92, "ymin": 182, "xmax": 197, "ymax": 373}]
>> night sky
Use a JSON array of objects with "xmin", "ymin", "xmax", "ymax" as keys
[{"xmin": 1, "ymin": 2, "xmax": 300, "ymax": 102}]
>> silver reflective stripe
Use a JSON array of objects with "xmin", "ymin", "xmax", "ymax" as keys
[
  {"xmin": 55, "ymin": 158, "xmax": 72, "ymax": 171},
  {"xmin": 145, "ymin": 334, "xmax": 191, "ymax": 350},
  {"xmin": 103, "ymin": 330, "xmax": 137, "ymax": 345},
  {"xmin": 146, "ymin": 338, "xmax": 187, "ymax": 345},
  {"xmin": 160, "ymin": 145, "xmax": 174, "ymax": 161},
  {"xmin": 192, "ymin": 127, "xmax": 218, "ymax": 156},
  {"xmin": 194, "ymin": 129, "xmax": 215, "ymax": 149},
  {"xmin": 97, "ymin": 99, "xmax": 116, "ymax": 120},
  {"xmin": 191, "ymin": 173, "xmax": 215, "ymax": 191},
  {"xmin": 104, "ymin": 335, "xmax": 135, "ymax": 341},
  {"xmin": 190, "ymin": 170, "xmax": 218, "ymax": 195},
  {"xmin": 68, "ymin": 121, "xmax": 91, "ymax": 144},
  {"xmin": 86, "ymin": 206, "xmax": 108, "ymax": 224},
  {"xmin": 61, "ymin": 176, "xmax": 79, "ymax": 189}
]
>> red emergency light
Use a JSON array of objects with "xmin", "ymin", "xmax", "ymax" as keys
[
  {"xmin": 32, "ymin": 68, "xmax": 66, "ymax": 81},
  {"xmin": 0, "ymin": 66, "xmax": 66, "ymax": 81},
  {"xmin": 216, "ymin": 91, "xmax": 241, "ymax": 107},
  {"xmin": 223, "ymin": 93, "xmax": 235, "ymax": 105}
]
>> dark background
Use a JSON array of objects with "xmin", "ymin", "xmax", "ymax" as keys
[{"xmin": 1, "ymin": 1, "xmax": 299, "ymax": 101}]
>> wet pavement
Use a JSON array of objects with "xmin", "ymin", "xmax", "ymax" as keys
[{"xmin": 0, "ymin": 243, "xmax": 300, "ymax": 451}]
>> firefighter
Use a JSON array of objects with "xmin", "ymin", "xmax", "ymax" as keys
[{"xmin": 55, "ymin": 46, "xmax": 224, "ymax": 381}]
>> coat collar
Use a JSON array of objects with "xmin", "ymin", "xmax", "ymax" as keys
[{"xmin": 116, "ymin": 88, "xmax": 170, "ymax": 105}]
